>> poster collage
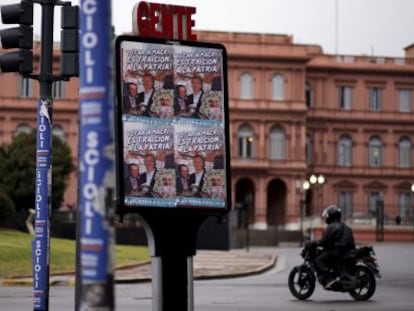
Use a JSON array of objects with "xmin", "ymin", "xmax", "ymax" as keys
[{"xmin": 120, "ymin": 41, "xmax": 227, "ymax": 209}]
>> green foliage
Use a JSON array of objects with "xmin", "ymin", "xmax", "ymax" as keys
[
  {"xmin": 0, "ymin": 229, "xmax": 149, "ymax": 278},
  {"xmin": 0, "ymin": 191, "xmax": 16, "ymax": 225},
  {"xmin": 0, "ymin": 131, "xmax": 75, "ymax": 211}
]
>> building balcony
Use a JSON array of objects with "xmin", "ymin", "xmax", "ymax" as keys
[
  {"xmin": 230, "ymin": 99, "xmax": 307, "ymax": 114},
  {"xmin": 231, "ymin": 156, "xmax": 306, "ymax": 172}
]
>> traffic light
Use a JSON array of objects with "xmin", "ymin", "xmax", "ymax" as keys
[
  {"xmin": 60, "ymin": 5, "xmax": 79, "ymax": 77},
  {"xmin": 0, "ymin": 0, "xmax": 33, "ymax": 74}
]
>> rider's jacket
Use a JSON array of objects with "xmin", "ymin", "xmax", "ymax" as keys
[{"xmin": 319, "ymin": 221, "xmax": 355, "ymax": 254}]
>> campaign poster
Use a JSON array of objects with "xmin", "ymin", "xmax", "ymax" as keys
[
  {"xmin": 123, "ymin": 116, "xmax": 176, "ymax": 207},
  {"xmin": 174, "ymin": 46, "xmax": 224, "ymax": 121},
  {"xmin": 174, "ymin": 118, "xmax": 226, "ymax": 208},
  {"xmin": 117, "ymin": 37, "xmax": 229, "ymax": 211},
  {"xmin": 121, "ymin": 42, "xmax": 175, "ymax": 119}
]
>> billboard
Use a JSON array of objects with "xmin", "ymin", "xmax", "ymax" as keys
[{"xmin": 115, "ymin": 36, "xmax": 230, "ymax": 214}]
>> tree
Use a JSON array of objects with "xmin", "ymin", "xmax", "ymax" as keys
[
  {"xmin": 0, "ymin": 131, "xmax": 75, "ymax": 212},
  {"xmin": 0, "ymin": 191, "xmax": 16, "ymax": 226}
]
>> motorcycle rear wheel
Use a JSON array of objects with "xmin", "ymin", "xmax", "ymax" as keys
[
  {"xmin": 288, "ymin": 266, "xmax": 316, "ymax": 300},
  {"xmin": 348, "ymin": 265, "xmax": 376, "ymax": 301}
]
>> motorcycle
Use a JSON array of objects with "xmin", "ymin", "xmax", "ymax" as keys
[{"xmin": 288, "ymin": 241, "xmax": 381, "ymax": 301}]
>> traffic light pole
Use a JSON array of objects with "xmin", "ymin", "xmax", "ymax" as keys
[
  {"xmin": 32, "ymin": 2, "xmax": 55, "ymax": 310},
  {"xmin": 31, "ymin": 1, "xmax": 81, "ymax": 310},
  {"xmin": 0, "ymin": 1, "xmax": 78, "ymax": 310}
]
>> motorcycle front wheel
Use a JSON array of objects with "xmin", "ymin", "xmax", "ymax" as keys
[
  {"xmin": 288, "ymin": 265, "xmax": 316, "ymax": 300},
  {"xmin": 348, "ymin": 265, "xmax": 376, "ymax": 301}
]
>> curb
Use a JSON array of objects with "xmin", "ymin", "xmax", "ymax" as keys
[
  {"xmin": 2, "ymin": 261, "xmax": 151, "ymax": 287},
  {"xmin": 2, "ymin": 255, "xmax": 277, "ymax": 286},
  {"xmin": 194, "ymin": 254, "xmax": 277, "ymax": 281}
]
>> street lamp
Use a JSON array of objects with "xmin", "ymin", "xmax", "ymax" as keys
[
  {"xmin": 309, "ymin": 174, "xmax": 325, "ymax": 215},
  {"xmin": 300, "ymin": 181, "xmax": 311, "ymax": 244},
  {"xmin": 299, "ymin": 175, "xmax": 325, "ymax": 241}
]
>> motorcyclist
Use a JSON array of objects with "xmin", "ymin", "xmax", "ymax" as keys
[{"xmin": 314, "ymin": 204, "xmax": 355, "ymax": 288}]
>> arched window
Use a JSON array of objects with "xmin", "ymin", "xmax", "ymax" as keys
[
  {"xmin": 368, "ymin": 136, "xmax": 383, "ymax": 167},
  {"xmin": 338, "ymin": 191, "xmax": 353, "ymax": 219},
  {"xmin": 305, "ymin": 135, "xmax": 313, "ymax": 165},
  {"xmin": 271, "ymin": 74, "xmax": 284, "ymax": 100},
  {"xmin": 399, "ymin": 192, "xmax": 413, "ymax": 222},
  {"xmin": 398, "ymin": 137, "xmax": 411, "ymax": 168},
  {"xmin": 339, "ymin": 86, "xmax": 352, "ymax": 110},
  {"xmin": 269, "ymin": 126, "xmax": 285, "ymax": 160},
  {"xmin": 52, "ymin": 81, "xmax": 65, "ymax": 99},
  {"xmin": 18, "ymin": 76, "xmax": 33, "ymax": 98},
  {"xmin": 337, "ymin": 135, "xmax": 352, "ymax": 166},
  {"xmin": 53, "ymin": 125, "xmax": 66, "ymax": 141},
  {"xmin": 14, "ymin": 123, "xmax": 32, "ymax": 137},
  {"xmin": 237, "ymin": 124, "xmax": 254, "ymax": 158},
  {"xmin": 240, "ymin": 73, "xmax": 253, "ymax": 99},
  {"xmin": 305, "ymin": 81, "xmax": 312, "ymax": 108}
]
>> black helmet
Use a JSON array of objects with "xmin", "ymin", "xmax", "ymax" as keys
[{"xmin": 322, "ymin": 204, "xmax": 341, "ymax": 224}]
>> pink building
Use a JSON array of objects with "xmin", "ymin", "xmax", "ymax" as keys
[{"xmin": 1, "ymin": 31, "xmax": 414, "ymax": 241}]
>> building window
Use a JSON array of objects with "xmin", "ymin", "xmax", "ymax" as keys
[
  {"xmin": 18, "ymin": 76, "xmax": 33, "ymax": 98},
  {"xmin": 305, "ymin": 81, "xmax": 312, "ymax": 108},
  {"xmin": 339, "ymin": 86, "xmax": 352, "ymax": 110},
  {"xmin": 369, "ymin": 87, "xmax": 382, "ymax": 111},
  {"xmin": 399, "ymin": 192, "xmax": 413, "ymax": 223},
  {"xmin": 237, "ymin": 124, "xmax": 254, "ymax": 158},
  {"xmin": 368, "ymin": 191, "xmax": 382, "ymax": 215},
  {"xmin": 338, "ymin": 191, "xmax": 353, "ymax": 219},
  {"xmin": 52, "ymin": 125, "xmax": 65, "ymax": 141},
  {"xmin": 399, "ymin": 89, "xmax": 411, "ymax": 112},
  {"xmin": 52, "ymin": 81, "xmax": 65, "ymax": 99},
  {"xmin": 271, "ymin": 74, "xmax": 284, "ymax": 100},
  {"xmin": 240, "ymin": 73, "xmax": 253, "ymax": 99},
  {"xmin": 398, "ymin": 137, "xmax": 411, "ymax": 168},
  {"xmin": 269, "ymin": 126, "xmax": 285, "ymax": 160},
  {"xmin": 14, "ymin": 123, "xmax": 32, "ymax": 136},
  {"xmin": 305, "ymin": 135, "xmax": 313, "ymax": 165},
  {"xmin": 337, "ymin": 134, "xmax": 352, "ymax": 166},
  {"xmin": 368, "ymin": 136, "xmax": 383, "ymax": 167}
]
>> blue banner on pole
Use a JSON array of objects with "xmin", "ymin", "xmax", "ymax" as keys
[
  {"xmin": 32, "ymin": 98, "xmax": 52, "ymax": 310},
  {"xmin": 79, "ymin": 0, "xmax": 113, "ymax": 284}
]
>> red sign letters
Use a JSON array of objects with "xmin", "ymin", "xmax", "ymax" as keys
[{"xmin": 132, "ymin": 2, "xmax": 197, "ymax": 41}]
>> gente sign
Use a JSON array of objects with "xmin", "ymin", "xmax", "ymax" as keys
[{"xmin": 132, "ymin": 1, "xmax": 197, "ymax": 41}]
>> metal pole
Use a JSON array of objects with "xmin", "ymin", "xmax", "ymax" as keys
[
  {"xmin": 32, "ymin": 1, "xmax": 55, "ymax": 310},
  {"xmin": 299, "ymin": 199, "xmax": 304, "ymax": 245},
  {"xmin": 138, "ymin": 212, "xmax": 206, "ymax": 311},
  {"xmin": 245, "ymin": 209, "xmax": 250, "ymax": 252},
  {"xmin": 76, "ymin": 0, "xmax": 115, "ymax": 309}
]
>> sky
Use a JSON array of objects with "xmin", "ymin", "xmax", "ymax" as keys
[{"xmin": 1, "ymin": 0, "xmax": 414, "ymax": 57}]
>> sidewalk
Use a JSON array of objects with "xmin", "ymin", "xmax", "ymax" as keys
[{"xmin": 2, "ymin": 249, "xmax": 277, "ymax": 286}]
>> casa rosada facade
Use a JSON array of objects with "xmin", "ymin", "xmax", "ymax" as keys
[{"xmin": 1, "ymin": 31, "xmax": 414, "ymax": 240}]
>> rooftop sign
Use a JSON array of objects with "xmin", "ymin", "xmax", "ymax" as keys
[{"xmin": 132, "ymin": 1, "xmax": 197, "ymax": 41}]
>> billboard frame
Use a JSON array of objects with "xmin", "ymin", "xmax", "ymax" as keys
[{"xmin": 115, "ymin": 35, "xmax": 231, "ymax": 217}]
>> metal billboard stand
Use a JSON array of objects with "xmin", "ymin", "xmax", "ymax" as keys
[
  {"xmin": 115, "ymin": 33, "xmax": 230, "ymax": 311},
  {"xmin": 137, "ymin": 211, "xmax": 209, "ymax": 311}
]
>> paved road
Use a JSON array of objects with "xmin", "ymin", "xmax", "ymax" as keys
[
  {"xmin": 191, "ymin": 244, "xmax": 414, "ymax": 311},
  {"xmin": 1, "ymin": 244, "xmax": 413, "ymax": 310}
]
